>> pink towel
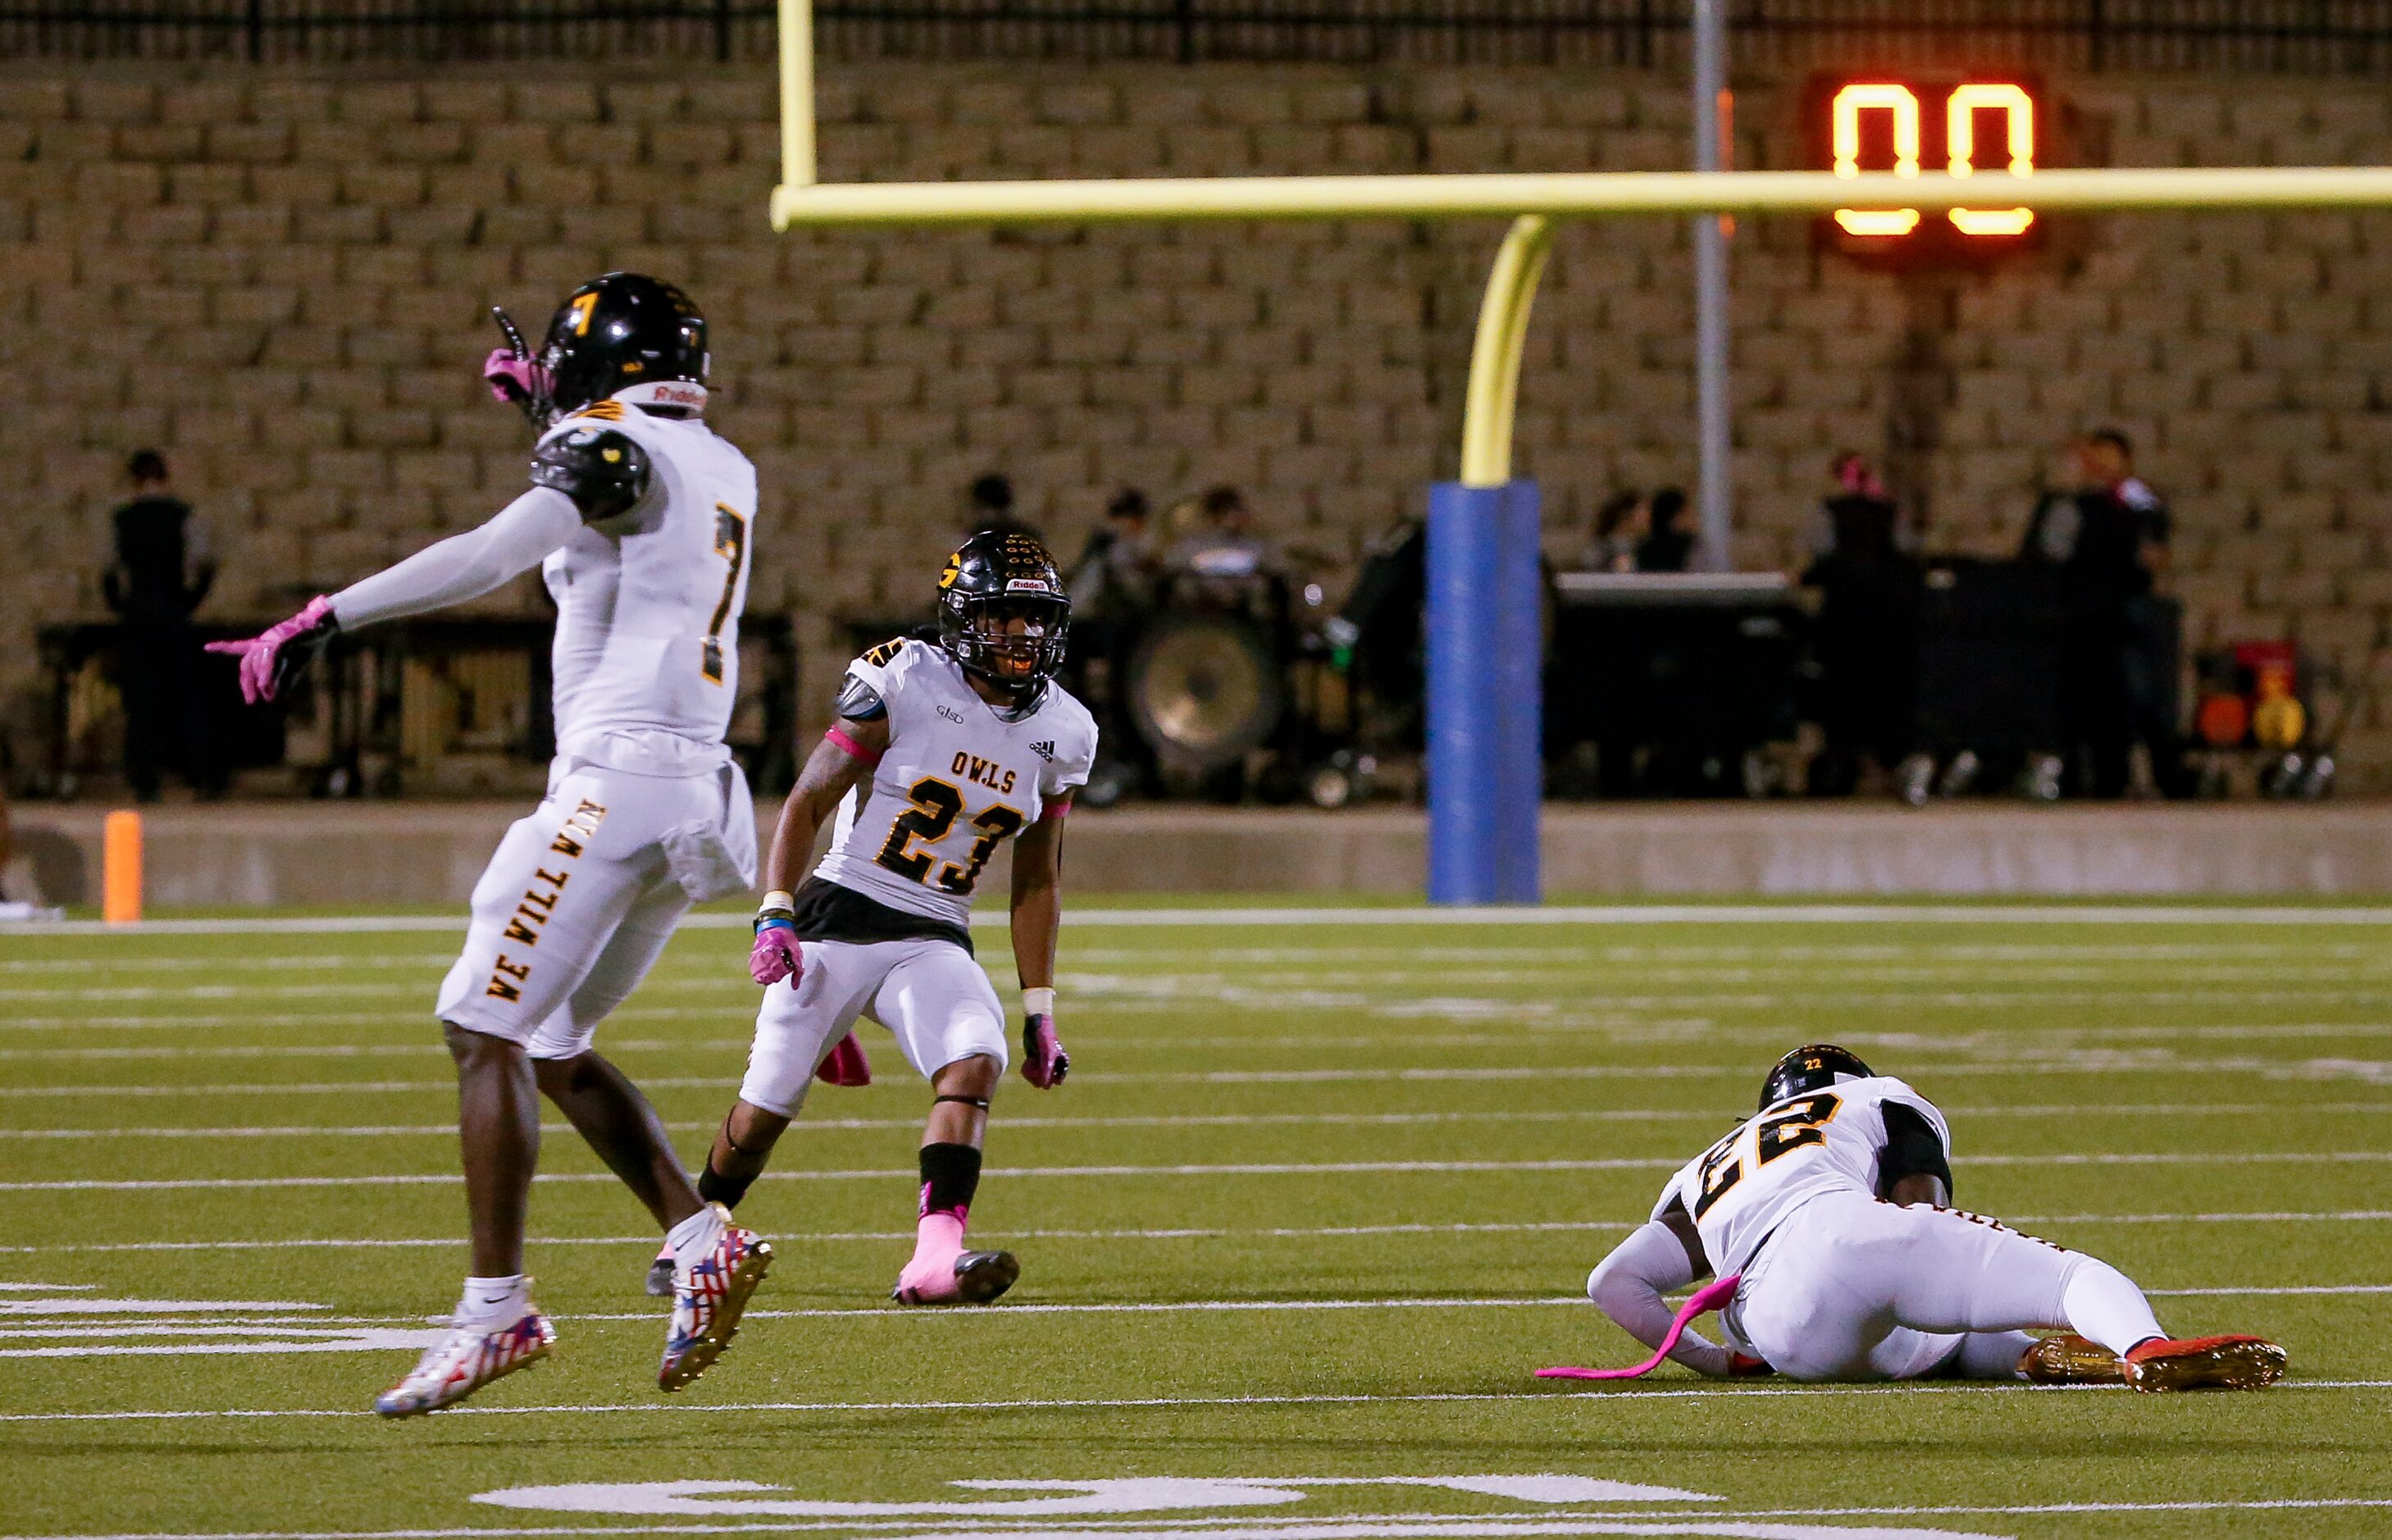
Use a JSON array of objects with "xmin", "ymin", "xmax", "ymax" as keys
[{"xmin": 1536, "ymin": 1273, "xmax": 1742, "ymax": 1381}]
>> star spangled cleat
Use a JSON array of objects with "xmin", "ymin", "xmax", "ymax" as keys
[
  {"xmin": 659, "ymin": 1210, "xmax": 772, "ymax": 1392},
  {"xmin": 644, "ymin": 1242, "xmax": 675, "ymax": 1298},
  {"xmin": 2019, "ymin": 1333, "xmax": 2126, "ymax": 1385},
  {"xmin": 892, "ymin": 1248, "xmax": 1019, "ymax": 1305},
  {"xmin": 374, "ymin": 1308, "xmax": 555, "ymax": 1418},
  {"xmin": 2124, "ymin": 1333, "xmax": 2288, "ymax": 1393}
]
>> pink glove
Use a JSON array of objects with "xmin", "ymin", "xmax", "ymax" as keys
[
  {"xmin": 1021, "ymin": 1010, "xmax": 1069, "ymax": 1089},
  {"xmin": 484, "ymin": 347, "xmax": 550, "ymax": 409},
  {"xmin": 205, "ymin": 595, "xmax": 336, "ymax": 704},
  {"xmin": 749, "ymin": 923, "xmax": 802, "ymax": 987},
  {"xmin": 815, "ymin": 1032, "xmax": 872, "ymax": 1087}
]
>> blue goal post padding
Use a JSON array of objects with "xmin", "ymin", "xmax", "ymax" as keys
[{"xmin": 1425, "ymin": 478, "xmax": 1542, "ymax": 905}]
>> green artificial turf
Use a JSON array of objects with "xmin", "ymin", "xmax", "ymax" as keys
[{"xmin": 1, "ymin": 904, "xmax": 2387, "ymax": 1539}]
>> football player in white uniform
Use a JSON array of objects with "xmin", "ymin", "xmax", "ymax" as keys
[
  {"xmin": 691, "ymin": 531, "xmax": 1096, "ymax": 1305},
  {"xmin": 1579, "ymin": 1045, "xmax": 2286, "ymax": 1392},
  {"xmin": 211, "ymin": 274, "xmax": 772, "ymax": 1415}
]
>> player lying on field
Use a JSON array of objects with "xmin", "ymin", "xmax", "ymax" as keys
[
  {"xmin": 1575, "ymin": 1045, "xmax": 2285, "ymax": 1392},
  {"xmin": 211, "ymin": 275, "xmax": 772, "ymax": 1415},
  {"xmin": 681, "ymin": 531, "xmax": 1096, "ymax": 1304}
]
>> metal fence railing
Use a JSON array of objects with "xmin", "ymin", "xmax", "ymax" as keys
[{"xmin": 5, "ymin": 1, "xmax": 2390, "ymax": 73}]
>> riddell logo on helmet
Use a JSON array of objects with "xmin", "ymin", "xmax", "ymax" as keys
[{"xmin": 1005, "ymin": 578, "xmax": 1055, "ymax": 595}]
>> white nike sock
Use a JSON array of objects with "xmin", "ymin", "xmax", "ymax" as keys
[
  {"xmin": 667, "ymin": 1203, "xmax": 727, "ymax": 1268},
  {"xmin": 2061, "ymin": 1259, "xmax": 2166, "ymax": 1357},
  {"xmin": 456, "ymin": 1274, "xmax": 529, "ymax": 1328}
]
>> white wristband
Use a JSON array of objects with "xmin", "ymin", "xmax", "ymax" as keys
[
  {"xmin": 1022, "ymin": 986, "xmax": 1056, "ymax": 1018},
  {"xmin": 760, "ymin": 890, "xmax": 795, "ymax": 914}
]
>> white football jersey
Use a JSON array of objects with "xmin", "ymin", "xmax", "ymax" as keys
[
  {"xmin": 1653, "ymin": 1075, "xmax": 1952, "ymax": 1281},
  {"xmin": 535, "ymin": 397, "xmax": 759, "ymax": 778},
  {"xmin": 814, "ymin": 638, "xmax": 1098, "ymax": 926}
]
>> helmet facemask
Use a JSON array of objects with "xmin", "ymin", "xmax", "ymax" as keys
[{"xmin": 944, "ymin": 595, "xmax": 1069, "ymax": 704}]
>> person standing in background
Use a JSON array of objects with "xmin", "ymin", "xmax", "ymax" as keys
[
  {"xmin": 1636, "ymin": 488, "xmax": 1697, "ymax": 573},
  {"xmin": 2021, "ymin": 430, "xmax": 2180, "ymax": 796},
  {"xmin": 1586, "ymin": 491, "xmax": 1647, "ymax": 573},
  {"xmin": 967, "ymin": 472, "xmax": 1041, "ymax": 543},
  {"xmin": 103, "ymin": 450, "xmax": 223, "ymax": 801},
  {"xmin": 1801, "ymin": 455, "xmax": 1920, "ymax": 796}
]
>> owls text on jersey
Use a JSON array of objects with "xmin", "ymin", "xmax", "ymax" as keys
[
  {"xmin": 1656, "ymin": 1076, "xmax": 1953, "ymax": 1281},
  {"xmin": 814, "ymin": 638, "xmax": 1098, "ymax": 928},
  {"xmin": 534, "ymin": 397, "xmax": 759, "ymax": 778}
]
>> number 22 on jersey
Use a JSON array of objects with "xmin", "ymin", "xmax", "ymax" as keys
[{"xmin": 1692, "ymin": 1092, "xmax": 1843, "ymax": 1219}]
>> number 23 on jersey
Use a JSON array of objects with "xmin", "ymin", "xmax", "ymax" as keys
[{"xmin": 874, "ymin": 777, "xmax": 1025, "ymax": 897}]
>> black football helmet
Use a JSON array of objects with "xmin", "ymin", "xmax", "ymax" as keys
[
  {"xmin": 1759, "ymin": 1044, "xmax": 1874, "ymax": 1110},
  {"xmin": 493, "ymin": 273, "xmax": 708, "ymax": 426},
  {"xmin": 936, "ymin": 531, "xmax": 1071, "ymax": 708}
]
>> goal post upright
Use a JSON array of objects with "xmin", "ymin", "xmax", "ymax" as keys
[
  {"xmin": 768, "ymin": 1, "xmax": 2392, "ymax": 904},
  {"xmin": 778, "ymin": 0, "xmax": 815, "ymax": 194},
  {"xmin": 1428, "ymin": 215, "xmax": 1557, "ymax": 904}
]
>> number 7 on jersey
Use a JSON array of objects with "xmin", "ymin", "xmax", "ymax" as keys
[{"xmin": 702, "ymin": 503, "xmax": 747, "ymax": 685}]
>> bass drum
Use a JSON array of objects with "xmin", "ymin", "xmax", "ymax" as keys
[{"xmin": 1127, "ymin": 613, "xmax": 1285, "ymax": 774}]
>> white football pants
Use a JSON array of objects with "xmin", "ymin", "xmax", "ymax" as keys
[
  {"xmin": 1720, "ymin": 1191, "xmax": 2164, "ymax": 1381},
  {"xmin": 436, "ymin": 759, "xmax": 754, "ymax": 1057},
  {"xmin": 739, "ymin": 936, "xmax": 1010, "ymax": 1117}
]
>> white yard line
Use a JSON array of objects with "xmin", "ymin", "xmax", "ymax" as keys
[
  {"xmin": 537, "ymin": 1283, "xmax": 2392, "ymax": 1323},
  {"xmin": 19, "ymin": 902, "xmax": 2392, "ymax": 939},
  {"xmin": 7, "ymin": 1101, "xmax": 2381, "ymax": 1141},
  {"xmin": 0, "ymin": 1039, "xmax": 749, "ymax": 1064},
  {"xmin": 2, "ymin": 1150, "xmax": 2387, "ymax": 1194},
  {"xmin": 0, "ymin": 955, "xmax": 458, "ymax": 975},
  {"xmin": 8, "ymin": 1056, "xmax": 2392, "ymax": 1100},
  {"xmin": 16, "ymin": 1209, "xmax": 2392, "ymax": 1256},
  {"xmin": 7, "ymin": 1497, "xmax": 2392, "ymax": 1540},
  {"xmin": 2, "ymin": 1378, "xmax": 2386, "ymax": 1428}
]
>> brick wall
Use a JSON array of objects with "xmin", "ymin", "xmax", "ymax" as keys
[{"xmin": 4, "ymin": 62, "xmax": 2389, "ymax": 774}]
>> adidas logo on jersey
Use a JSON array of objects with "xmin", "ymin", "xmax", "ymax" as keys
[{"xmin": 1031, "ymin": 740, "xmax": 1056, "ymax": 762}]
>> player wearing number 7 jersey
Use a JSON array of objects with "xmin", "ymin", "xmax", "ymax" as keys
[
  {"xmin": 695, "ymin": 530, "xmax": 1096, "ymax": 1305},
  {"xmin": 211, "ymin": 274, "xmax": 772, "ymax": 1413},
  {"xmin": 1572, "ymin": 1045, "xmax": 2286, "ymax": 1392}
]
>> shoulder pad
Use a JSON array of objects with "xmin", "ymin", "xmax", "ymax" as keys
[
  {"xmin": 834, "ymin": 671, "xmax": 888, "ymax": 722},
  {"xmin": 859, "ymin": 636, "xmax": 909, "ymax": 669},
  {"xmin": 531, "ymin": 426, "xmax": 651, "ymax": 523}
]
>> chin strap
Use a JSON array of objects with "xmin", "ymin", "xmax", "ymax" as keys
[{"xmin": 485, "ymin": 307, "xmax": 553, "ymax": 429}]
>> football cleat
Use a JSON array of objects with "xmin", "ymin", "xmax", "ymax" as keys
[
  {"xmin": 2020, "ymin": 1333, "xmax": 2126, "ymax": 1385},
  {"xmin": 374, "ymin": 1308, "xmax": 554, "ymax": 1418},
  {"xmin": 2123, "ymin": 1333, "xmax": 2287, "ymax": 1393},
  {"xmin": 644, "ymin": 1242, "xmax": 675, "ymax": 1298},
  {"xmin": 659, "ymin": 1210, "xmax": 772, "ymax": 1392},
  {"xmin": 893, "ymin": 1248, "xmax": 1019, "ymax": 1306}
]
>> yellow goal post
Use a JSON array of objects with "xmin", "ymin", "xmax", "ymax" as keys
[{"xmin": 770, "ymin": 0, "xmax": 2392, "ymax": 489}]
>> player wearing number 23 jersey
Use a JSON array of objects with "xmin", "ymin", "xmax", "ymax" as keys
[
  {"xmin": 1577, "ymin": 1045, "xmax": 2287, "ymax": 1392},
  {"xmin": 695, "ymin": 530, "xmax": 1096, "ymax": 1306},
  {"xmin": 209, "ymin": 273, "xmax": 772, "ymax": 1414}
]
